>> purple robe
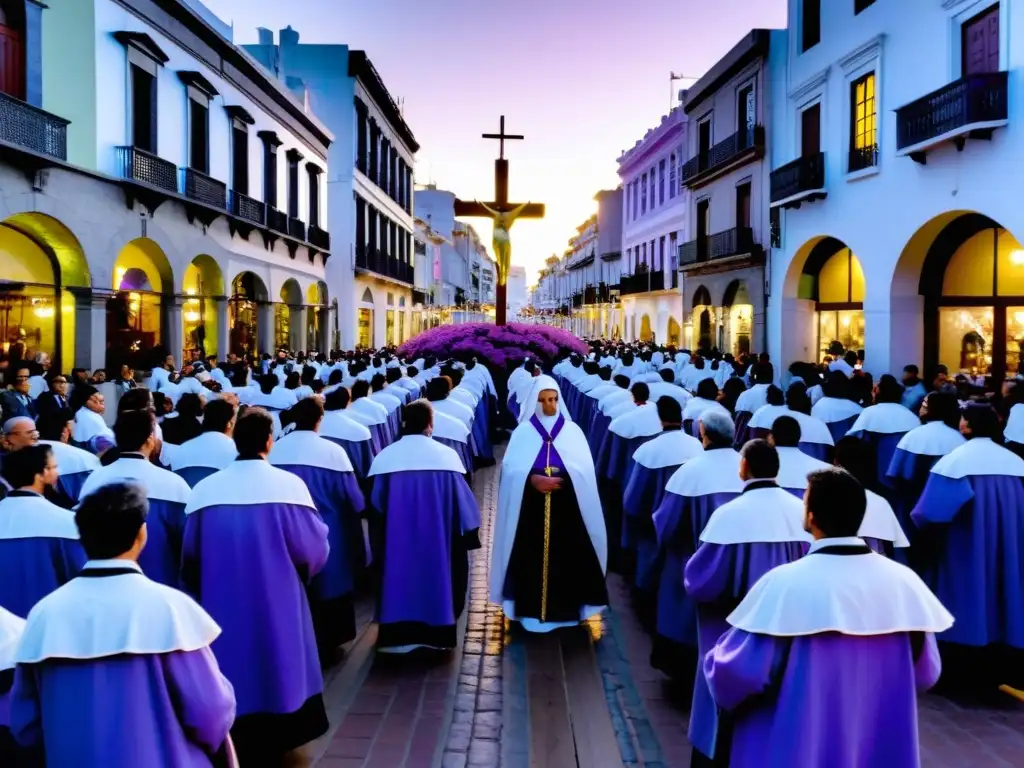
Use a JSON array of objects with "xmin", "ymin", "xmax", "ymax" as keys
[
  {"xmin": 706, "ymin": 629, "xmax": 941, "ymax": 767},
  {"xmin": 322, "ymin": 435, "xmax": 374, "ymax": 480},
  {"xmin": 684, "ymin": 537, "xmax": 807, "ymax": 758},
  {"xmin": 623, "ymin": 463, "xmax": 682, "ymax": 591},
  {"xmin": 470, "ymin": 394, "xmax": 494, "ymax": 464},
  {"xmin": 12, "ymin": 649, "xmax": 234, "ymax": 767},
  {"xmin": 369, "ymin": 435, "xmax": 481, "ymax": 650},
  {"xmin": 183, "ymin": 459, "xmax": 329, "ymax": 758}
]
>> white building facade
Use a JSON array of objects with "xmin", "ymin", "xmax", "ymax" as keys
[
  {"xmin": 680, "ymin": 30, "xmax": 777, "ymax": 357},
  {"xmin": 245, "ymin": 29, "xmax": 418, "ymax": 350},
  {"xmin": 768, "ymin": 0, "xmax": 1019, "ymax": 382},
  {"xmin": 617, "ymin": 107, "xmax": 689, "ymax": 344},
  {"xmin": 1, "ymin": 0, "xmax": 334, "ymax": 377}
]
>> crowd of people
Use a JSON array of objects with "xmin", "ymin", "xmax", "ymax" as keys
[
  {"xmin": 523, "ymin": 340, "xmax": 1024, "ymax": 767},
  {"xmin": 0, "ymin": 337, "xmax": 1021, "ymax": 766},
  {"xmin": 0, "ymin": 347, "xmax": 498, "ymax": 767}
]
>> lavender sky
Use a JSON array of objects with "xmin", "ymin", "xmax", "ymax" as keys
[{"xmin": 204, "ymin": 0, "xmax": 787, "ymax": 282}]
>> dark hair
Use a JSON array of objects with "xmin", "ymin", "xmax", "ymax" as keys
[
  {"xmin": 962, "ymin": 404, "xmax": 1001, "ymax": 440},
  {"xmin": 631, "ymin": 382, "xmax": 650, "ymax": 404},
  {"xmin": 75, "ymin": 482, "xmax": 149, "ymax": 560},
  {"xmin": 37, "ymin": 407, "xmax": 74, "ymax": 442},
  {"xmin": 351, "ymin": 380, "xmax": 370, "ymax": 400},
  {"xmin": 301, "ymin": 365, "xmax": 316, "ymax": 385},
  {"xmin": 328, "ymin": 368, "xmax": 343, "ymax": 385},
  {"xmin": 765, "ymin": 384, "xmax": 785, "ymax": 407},
  {"xmin": 805, "ymin": 468, "xmax": 866, "ymax": 537},
  {"xmin": 921, "ymin": 391, "xmax": 960, "ymax": 430},
  {"xmin": 721, "ymin": 377, "xmax": 747, "ymax": 415},
  {"xmin": 904, "ymin": 364, "xmax": 919, "ymax": 376},
  {"xmin": 741, "ymin": 439, "xmax": 780, "ymax": 480},
  {"xmin": 696, "ymin": 378, "xmax": 719, "ymax": 401},
  {"xmin": 325, "ymin": 387, "xmax": 351, "ymax": 411},
  {"xmin": 260, "ymin": 374, "xmax": 278, "ymax": 395},
  {"xmin": 770, "ymin": 415, "xmax": 801, "ymax": 447},
  {"xmin": 402, "ymin": 400, "xmax": 432, "ymax": 436},
  {"xmin": 285, "ymin": 397, "xmax": 324, "ymax": 432},
  {"xmin": 785, "ymin": 381, "xmax": 812, "ymax": 415},
  {"xmin": 203, "ymin": 399, "xmax": 236, "ymax": 434},
  {"xmin": 656, "ymin": 395, "xmax": 682, "ymax": 425},
  {"xmin": 613, "ymin": 374, "xmax": 629, "ymax": 390},
  {"xmin": 752, "ymin": 362, "xmax": 773, "ymax": 385},
  {"xmin": 407, "ymin": 366, "xmax": 419, "ymax": 378},
  {"xmin": 233, "ymin": 408, "xmax": 275, "ymax": 458},
  {"xmin": 176, "ymin": 393, "xmax": 204, "ymax": 420},
  {"xmin": 118, "ymin": 387, "xmax": 153, "ymax": 414},
  {"xmin": 426, "ymin": 377, "xmax": 451, "ymax": 401},
  {"xmin": 285, "ymin": 371, "xmax": 301, "ymax": 390},
  {"xmin": 659, "ymin": 368, "xmax": 674, "ymax": 383},
  {"xmin": 113, "ymin": 409, "xmax": 156, "ymax": 452},
  {"xmin": 874, "ymin": 374, "xmax": 904, "ymax": 405},
  {"xmin": 583, "ymin": 361, "xmax": 600, "ymax": 375},
  {"xmin": 822, "ymin": 370, "xmax": 850, "ymax": 399},
  {"xmin": 371, "ymin": 373, "xmax": 387, "ymax": 392},
  {"xmin": 386, "ymin": 367, "xmax": 402, "ymax": 384},
  {"xmin": 600, "ymin": 366, "xmax": 613, "ymax": 382},
  {"xmin": 834, "ymin": 436, "xmax": 876, "ymax": 487},
  {"xmin": 2, "ymin": 444, "xmax": 52, "ymax": 488}
]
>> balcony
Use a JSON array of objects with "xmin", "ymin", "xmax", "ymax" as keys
[
  {"xmin": 266, "ymin": 206, "xmax": 288, "ymax": 234},
  {"xmin": 308, "ymin": 224, "xmax": 330, "ymax": 251},
  {"xmin": 355, "ymin": 248, "xmax": 413, "ymax": 285},
  {"xmin": 288, "ymin": 216, "xmax": 306, "ymax": 242},
  {"xmin": 681, "ymin": 125, "xmax": 765, "ymax": 188},
  {"xmin": 679, "ymin": 227, "xmax": 760, "ymax": 269},
  {"xmin": 182, "ymin": 167, "xmax": 226, "ymax": 209},
  {"xmin": 572, "ymin": 292, "xmax": 583, "ymax": 308},
  {"xmin": 116, "ymin": 146, "xmax": 178, "ymax": 193},
  {"xmin": 229, "ymin": 191, "xmax": 265, "ymax": 226},
  {"xmin": 848, "ymin": 144, "xmax": 878, "ymax": 173},
  {"xmin": 0, "ymin": 92, "xmax": 69, "ymax": 161},
  {"xmin": 619, "ymin": 269, "xmax": 666, "ymax": 296},
  {"xmin": 770, "ymin": 152, "xmax": 826, "ymax": 209},
  {"xmin": 895, "ymin": 71, "xmax": 1008, "ymax": 164}
]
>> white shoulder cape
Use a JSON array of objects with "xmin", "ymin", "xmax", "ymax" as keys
[
  {"xmin": 0, "ymin": 493, "xmax": 79, "ymax": 541},
  {"xmin": 747, "ymin": 404, "xmax": 790, "ymax": 431},
  {"xmin": 608, "ymin": 404, "xmax": 662, "ymax": 439},
  {"xmin": 848, "ymin": 402, "xmax": 921, "ymax": 436},
  {"xmin": 73, "ymin": 408, "xmax": 114, "ymax": 444},
  {"xmin": 1006, "ymin": 403, "xmax": 1024, "ymax": 444},
  {"xmin": 186, "ymin": 459, "xmax": 316, "ymax": 514},
  {"xmin": 16, "ymin": 561, "xmax": 220, "ymax": 662},
  {"xmin": 168, "ymin": 431, "xmax": 238, "ymax": 472},
  {"xmin": 811, "ymin": 397, "xmax": 863, "ymax": 424},
  {"xmin": 930, "ymin": 437, "xmax": 1024, "ymax": 479},
  {"xmin": 40, "ymin": 440, "xmax": 101, "ymax": 475},
  {"xmin": 735, "ymin": 383, "xmax": 771, "ymax": 414},
  {"xmin": 431, "ymin": 410, "xmax": 471, "ymax": 443},
  {"xmin": 270, "ymin": 429, "xmax": 354, "ymax": 473},
  {"xmin": 699, "ymin": 487, "xmax": 813, "ymax": 545},
  {"xmin": 631, "ymin": 430, "xmax": 704, "ymax": 470},
  {"xmin": 895, "ymin": 421, "xmax": 966, "ymax": 457},
  {"xmin": 368, "ymin": 434, "xmax": 466, "ymax": 476},
  {"xmin": 665, "ymin": 448, "xmax": 743, "ymax": 497},
  {"xmin": 491, "ymin": 416, "xmax": 606, "ymax": 612},
  {"xmin": 79, "ymin": 457, "xmax": 191, "ymax": 504},
  {"xmin": 0, "ymin": 606, "xmax": 25, "ymax": 671},
  {"xmin": 727, "ymin": 538, "xmax": 954, "ymax": 636}
]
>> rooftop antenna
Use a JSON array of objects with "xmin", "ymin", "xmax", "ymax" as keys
[{"xmin": 669, "ymin": 72, "xmax": 697, "ymax": 111}]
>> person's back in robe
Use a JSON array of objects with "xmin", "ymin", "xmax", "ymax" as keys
[
  {"xmin": 38, "ymin": 440, "xmax": 99, "ymax": 503},
  {"xmin": 706, "ymin": 467, "xmax": 951, "ymax": 768},
  {"xmin": 10, "ymin": 483, "xmax": 236, "ymax": 768},
  {"xmin": 169, "ymin": 430, "xmax": 238, "ymax": 488},
  {"xmin": 183, "ymin": 409, "xmax": 329, "ymax": 764},
  {"xmin": 370, "ymin": 413, "xmax": 481, "ymax": 652},
  {"xmin": 0, "ymin": 606, "xmax": 25, "ymax": 765}
]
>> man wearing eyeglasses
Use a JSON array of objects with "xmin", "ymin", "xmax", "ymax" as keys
[
  {"xmin": 0, "ymin": 368, "xmax": 36, "ymax": 421},
  {"xmin": 35, "ymin": 372, "xmax": 69, "ymax": 425}
]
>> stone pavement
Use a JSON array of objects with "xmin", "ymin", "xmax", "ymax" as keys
[{"xmin": 312, "ymin": 450, "xmax": 1024, "ymax": 768}]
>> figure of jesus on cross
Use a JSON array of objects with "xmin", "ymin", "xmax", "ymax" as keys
[{"xmin": 455, "ymin": 116, "xmax": 545, "ymax": 326}]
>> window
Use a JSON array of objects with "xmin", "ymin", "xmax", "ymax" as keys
[
  {"xmin": 962, "ymin": 5, "xmax": 999, "ymax": 76},
  {"xmin": 698, "ymin": 118, "xmax": 712, "ymax": 159},
  {"xmin": 355, "ymin": 196, "xmax": 366, "ymax": 254},
  {"xmin": 632, "ymin": 182, "xmax": 639, "ymax": 220},
  {"xmin": 696, "ymin": 199, "xmax": 710, "ymax": 259},
  {"xmin": 640, "ymin": 242, "xmax": 647, "ymax": 268},
  {"xmin": 230, "ymin": 120, "xmax": 248, "ymax": 194},
  {"xmin": 641, "ymin": 174, "xmax": 647, "ymax": 214},
  {"xmin": 737, "ymin": 85, "xmax": 754, "ymax": 147},
  {"xmin": 286, "ymin": 148, "xmax": 302, "ymax": 219},
  {"xmin": 0, "ymin": 2, "xmax": 25, "ymax": 99},
  {"xmin": 354, "ymin": 98, "xmax": 368, "ymax": 172},
  {"xmin": 189, "ymin": 100, "xmax": 209, "ymax": 173},
  {"xmin": 658, "ymin": 159, "xmax": 666, "ymax": 205},
  {"xmin": 854, "ymin": 0, "xmax": 875, "ymax": 13},
  {"xmin": 658, "ymin": 236, "xmax": 666, "ymax": 271},
  {"xmin": 736, "ymin": 182, "xmax": 751, "ymax": 229},
  {"xmin": 258, "ymin": 131, "xmax": 282, "ymax": 208},
  {"xmin": 626, "ymin": 247, "xmax": 632, "ymax": 271},
  {"xmin": 369, "ymin": 119, "xmax": 380, "ymax": 181},
  {"xmin": 625, "ymin": 186, "xmax": 631, "ymax": 220},
  {"xmin": 801, "ymin": 103, "xmax": 821, "ymax": 157},
  {"xmin": 849, "ymin": 73, "xmax": 877, "ymax": 171},
  {"xmin": 669, "ymin": 154, "xmax": 677, "ymax": 199},
  {"xmin": 130, "ymin": 65, "xmax": 157, "ymax": 153},
  {"xmin": 381, "ymin": 139, "xmax": 391, "ymax": 195},
  {"xmin": 770, "ymin": 206, "xmax": 782, "ymax": 248},
  {"xmin": 649, "ymin": 170, "xmax": 656, "ymax": 209},
  {"xmin": 802, "ymin": 0, "xmax": 821, "ymax": 52},
  {"xmin": 306, "ymin": 164, "xmax": 321, "ymax": 228}
]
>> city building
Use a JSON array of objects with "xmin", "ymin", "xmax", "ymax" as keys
[
  {"xmin": 1, "ymin": 0, "xmax": 333, "ymax": 377},
  {"xmin": 564, "ymin": 187, "xmax": 625, "ymax": 338},
  {"xmin": 507, "ymin": 265, "xmax": 529, "ymax": 319},
  {"xmin": 245, "ymin": 27, "xmax": 418, "ymax": 349},
  {"xmin": 679, "ymin": 29, "xmax": 778, "ymax": 356},
  {"xmin": 617, "ymin": 106, "xmax": 689, "ymax": 344},
  {"xmin": 767, "ymin": 0, "xmax": 1018, "ymax": 381}
]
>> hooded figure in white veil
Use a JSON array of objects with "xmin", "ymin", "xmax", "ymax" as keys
[{"xmin": 491, "ymin": 375, "xmax": 608, "ymax": 632}]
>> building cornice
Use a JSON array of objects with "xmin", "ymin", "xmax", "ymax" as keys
[
  {"xmin": 789, "ymin": 65, "xmax": 831, "ymax": 101},
  {"xmin": 349, "ymin": 51, "xmax": 420, "ymax": 154},
  {"xmin": 617, "ymin": 110, "xmax": 685, "ymax": 174},
  {"xmin": 838, "ymin": 34, "xmax": 884, "ymax": 74}
]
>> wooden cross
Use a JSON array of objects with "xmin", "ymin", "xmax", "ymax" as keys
[{"xmin": 482, "ymin": 115, "xmax": 524, "ymax": 160}]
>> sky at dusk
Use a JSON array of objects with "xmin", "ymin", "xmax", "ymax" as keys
[{"xmin": 203, "ymin": 0, "xmax": 787, "ymax": 283}]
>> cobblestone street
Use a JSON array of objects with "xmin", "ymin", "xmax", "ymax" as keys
[{"xmin": 312, "ymin": 450, "xmax": 1024, "ymax": 768}]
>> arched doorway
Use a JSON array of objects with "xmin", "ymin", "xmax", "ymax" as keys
[
  {"xmin": 183, "ymin": 255, "xmax": 223, "ymax": 362},
  {"xmin": 667, "ymin": 316, "xmax": 681, "ymax": 346},
  {"xmin": 397, "ymin": 295, "xmax": 407, "ymax": 344},
  {"xmin": 0, "ymin": 213, "xmax": 88, "ymax": 373},
  {"xmin": 358, "ymin": 287, "xmax": 374, "ymax": 348},
  {"xmin": 0, "ymin": 1, "xmax": 26, "ymax": 99},
  {"xmin": 276, "ymin": 278, "xmax": 302, "ymax": 351},
  {"xmin": 306, "ymin": 281, "xmax": 327, "ymax": 353},
  {"xmin": 229, "ymin": 272, "xmax": 267, "ymax": 357},
  {"xmin": 915, "ymin": 214, "xmax": 1024, "ymax": 382},
  {"xmin": 692, "ymin": 285, "xmax": 714, "ymax": 351},
  {"xmin": 722, "ymin": 279, "xmax": 753, "ymax": 356},
  {"xmin": 109, "ymin": 238, "xmax": 172, "ymax": 374},
  {"xmin": 797, "ymin": 238, "xmax": 866, "ymax": 361},
  {"xmin": 385, "ymin": 292, "xmax": 396, "ymax": 346},
  {"xmin": 639, "ymin": 314, "xmax": 653, "ymax": 343}
]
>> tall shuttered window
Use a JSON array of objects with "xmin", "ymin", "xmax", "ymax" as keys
[{"xmin": 849, "ymin": 72, "xmax": 877, "ymax": 171}]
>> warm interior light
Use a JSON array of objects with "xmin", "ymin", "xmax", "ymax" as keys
[
  {"xmin": 1011, "ymin": 250, "xmax": 1024, "ymax": 266},
  {"xmin": 1015, "ymin": 312, "xmax": 1024, "ymax": 326},
  {"xmin": 184, "ymin": 310, "xmax": 201, "ymax": 323},
  {"xmin": 115, "ymin": 267, "xmax": 127, "ymax": 289},
  {"xmin": 841, "ymin": 314, "xmax": 851, "ymax": 328}
]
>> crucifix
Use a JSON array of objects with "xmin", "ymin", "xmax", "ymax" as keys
[{"xmin": 454, "ymin": 115, "xmax": 545, "ymax": 326}]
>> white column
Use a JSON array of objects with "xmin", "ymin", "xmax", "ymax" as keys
[
  {"xmin": 72, "ymin": 288, "xmax": 109, "ymax": 373},
  {"xmin": 318, "ymin": 307, "xmax": 331, "ymax": 354},
  {"xmin": 258, "ymin": 304, "xmax": 274, "ymax": 355},
  {"xmin": 291, "ymin": 305, "xmax": 307, "ymax": 352},
  {"xmin": 216, "ymin": 298, "xmax": 230, "ymax": 360},
  {"xmin": 165, "ymin": 296, "xmax": 184, "ymax": 368}
]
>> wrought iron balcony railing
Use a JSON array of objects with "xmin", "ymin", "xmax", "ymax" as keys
[
  {"xmin": 229, "ymin": 191, "xmax": 265, "ymax": 226},
  {"xmin": 266, "ymin": 206, "xmax": 288, "ymax": 234},
  {"xmin": 681, "ymin": 125, "xmax": 764, "ymax": 186},
  {"xmin": 679, "ymin": 226, "xmax": 759, "ymax": 266},
  {"xmin": 288, "ymin": 216, "xmax": 306, "ymax": 242},
  {"xmin": 308, "ymin": 225, "xmax": 330, "ymax": 250},
  {"xmin": 116, "ymin": 146, "xmax": 178, "ymax": 193},
  {"xmin": 182, "ymin": 167, "xmax": 226, "ymax": 209},
  {"xmin": 770, "ymin": 152, "xmax": 826, "ymax": 204},
  {"xmin": 0, "ymin": 92, "xmax": 69, "ymax": 160},
  {"xmin": 619, "ymin": 270, "xmax": 666, "ymax": 295}
]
